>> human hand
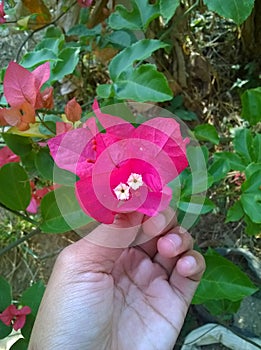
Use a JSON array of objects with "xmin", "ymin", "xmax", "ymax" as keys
[{"xmin": 29, "ymin": 208, "xmax": 205, "ymax": 350}]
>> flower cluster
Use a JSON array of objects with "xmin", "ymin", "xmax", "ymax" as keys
[
  {"xmin": 48, "ymin": 100, "xmax": 189, "ymax": 224},
  {"xmin": 0, "ymin": 304, "xmax": 31, "ymax": 331}
]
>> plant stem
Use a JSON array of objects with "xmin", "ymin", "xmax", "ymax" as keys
[
  {"xmin": 0, "ymin": 202, "xmax": 38, "ymax": 225},
  {"xmin": 0, "ymin": 228, "xmax": 41, "ymax": 257},
  {"xmin": 37, "ymin": 113, "xmax": 56, "ymax": 135}
]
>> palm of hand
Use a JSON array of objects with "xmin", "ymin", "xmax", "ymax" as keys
[{"xmin": 91, "ymin": 248, "xmax": 189, "ymax": 350}]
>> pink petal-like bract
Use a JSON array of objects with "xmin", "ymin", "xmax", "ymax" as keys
[
  {"xmin": 0, "ymin": 146, "xmax": 20, "ymax": 167},
  {"xmin": 0, "ymin": 1, "xmax": 6, "ymax": 24},
  {"xmin": 3, "ymin": 61, "xmax": 51, "ymax": 110},
  {"xmin": 0, "ymin": 304, "xmax": 31, "ymax": 331},
  {"xmin": 4, "ymin": 62, "xmax": 37, "ymax": 107},
  {"xmin": 48, "ymin": 101, "xmax": 189, "ymax": 223}
]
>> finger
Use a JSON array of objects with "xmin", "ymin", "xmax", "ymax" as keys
[
  {"xmin": 136, "ymin": 207, "xmax": 177, "ymax": 257},
  {"xmin": 57, "ymin": 212, "xmax": 145, "ymax": 275},
  {"xmin": 86, "ymin": 211, "xmax": 144, "ymax": 248},
  {"xmin": 153, "ymin": 227, "xmax": 193, "ymax": 275},
  {"xmin": 169, "ymin": 250, "xmax": 206, "ymax": 303},
  {"xmin": 175, "ymin": 250, "xmax": 206, "ymax": 282}
]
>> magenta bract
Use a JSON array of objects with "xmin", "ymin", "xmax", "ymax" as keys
[
  {"xmin": 0, "ymin": 304, "xmax": 31, "ymax": 331},
  {"xmin": 48, "ymin": 101, "xmax": 189, "ymax": 223}
]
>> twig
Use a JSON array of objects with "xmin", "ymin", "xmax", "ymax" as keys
[
  {"xmin": 16, "ymin": 1, "xmax": 77, "ymax": 61},
  {"xmin": 0, "ymin": 202, "xmax": 38, "ymax": 225},
  {"xmin": 0, "ymin": 228, "xmax": 41, "ymax": 257}
]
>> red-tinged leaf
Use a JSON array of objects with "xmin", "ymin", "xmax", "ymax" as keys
[
  {"xmin": 4, "ymin": 62, "xmax": 36, "ymax": 107},
  {"xmin": 32, "ymin": 62, "xmax": 50, "ymax": 90}
]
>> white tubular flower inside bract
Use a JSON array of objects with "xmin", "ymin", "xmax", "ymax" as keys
[
  {"xmin": 127, "ymin": 173, "xmax": 143, "ymax": 190},
  {"xmin": 113, "ymin": 183, "xmax": 130, "ymax": 200}
]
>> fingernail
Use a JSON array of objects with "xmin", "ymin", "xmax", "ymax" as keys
[
  {"xmin": 167, "ymin": 233, "xmax": 182, "ymax": 251},
  {"xmin": 182, "ymin": 256, "xmax": 197, "ymax": 269}
]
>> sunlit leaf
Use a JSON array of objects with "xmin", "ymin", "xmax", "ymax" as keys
[
  {"xmin": 193, "ymin": 249, "xmax": 258, "ymax": 304},
  {"xmin": 109, "ymin": 39, "xmax": 168, "ymax": 80},
  {"xmin": 203, "ymin": 0, "xmax": 255, "ymax": 25},
  {"xmin": 114, "ymin": 64, "xmax": 172, "ymax": 102}
]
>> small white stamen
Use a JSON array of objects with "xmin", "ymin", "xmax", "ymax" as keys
[
  {"xmin": 127, "ymin": 173, "xmax": 143, "ymax": 190},
  {"xmin": 113, "ymin": 183, "xmax": 130, "ymax": 200}
]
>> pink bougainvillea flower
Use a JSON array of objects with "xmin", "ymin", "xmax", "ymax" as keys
[
  {"xmin": 0, "ymin": 1, "xmax": 6, "ymax": 24},
  {"xmin": 48, "ymin": 100, "xmax": 189, "ymax": 224},
  {"xmin": 0, "ymin": 304, "xmax": 31, "ymax": 331},
  {"xmin": 40, "ymin": 86, "xmax": 54, "ymax": 109},
  {"xmin": 1, "ymin": 61, "xmax": 51, "ymax": 130},
  {"xmin": 65, "ymin": 97, "xmax": 82, "ymax": 122},
  {"xmin": 56, "ymin": 121, "xmax": 74, "ymax": 135},
  {"xmin": 27, "ymin": 182, "xmax": 54, "ymax": 214},
  {"xmin": 0, "ymin": 146, "xmax": 20, "ymax": 167},
  {"xmin": 77, "ymin": 0, "xmax": 93, "ymax": 7}
]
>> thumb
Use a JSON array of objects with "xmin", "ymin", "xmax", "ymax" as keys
[{"xmin": 62, "ymin": 212, "xmax": 144, "ymax": 274}]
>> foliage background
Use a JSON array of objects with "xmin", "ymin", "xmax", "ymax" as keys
[{"xmin": 0, "ymin": 0, "xmax": 260, "ymax": 349}]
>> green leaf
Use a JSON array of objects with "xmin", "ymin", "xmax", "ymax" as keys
[
  {"xmin": 96, "ymin": 84, "xmax": 113, "ymax": 98},
  {"xmin": 34, "ymin": 148, "xmax": 55, "ymax": 180},
  {"xmin": 10, "ymin": 338, "xmax": 28, "ymax": 350},
  {"xmin": 67, "ymin": 24, "xmax": 101, "ymax": 37},
  {"xmin": 160, "ymin": 0, "xmax": 180, "ymax": 24},
  {"xmin": 187, "ymin": 146, "xmax": 209, "ymax": 173},
  {"xmin": 40, "ymin": 186, "xmax": 93, "ymax": 233},
  {"xmin": 20, "ymin": 49, "xmax": 57, "ymax": 69},
  {"xmin": 109, "ymin": 0, "xmax": 160, "ymax": 30},
  {"xmin": 0, "ymin": 276, "xmax": 12, "ymax": 311},
  {"xmin": 2, "ymin": 133, "xmax": 33, "ymax": 156},
  {"xmin": 233, "ymin": 128, "xmax": 254, "ymax": 163},
  {"xmin": 245, "ymin": 162, "xmax": 261, "ymax": 179},
  {"xmin": 226, "ymin": 200, "xmax": 244, "ymax": 223},
  {"xmin": 203, "ymin": 299, "xmax": 241, "ymax": 316},
  {"xmin": 174, "ymin": 108, "xmax": 198, "ymax": 121},
  {"xmin": 0, "ymin": 322, "xmax": 12, "ymax": 340},
  {"xmin": 45, "ymin": 26, "xmax": 63, "ymax": 38},
  {"xmin": 241, "ymin": 87, "xmax": 261, "ymax": 125},
  {"xmin": 241, "ymin": 169, "xmax": 261, "ymax": 193},
  {"xmin": 35, "ymin": 148, "xmax": 78, "ymax": 185},
  {"xmin": 208, "ymin": 157, "xmax": 230, "ymax": 182},
  {"xmin": 194, "ymin": 124, "xmax": 219, "ymax": 145},
  {"xmin": 182, "ymin": 171, "xmax": 213, "ymax": 196},
  {"xmin": 109, "ymin": 39, "xmax": 168, "ymax": 80},
  {"xmin": 244, "ymin": 214, "xmax": 261, "ymax": 235},
  {"xmin": 51, "ymin": 47, "xmax": 80, "ymax": 83},
  {"xmin": 253, "ymin": 134, "xmax": 261, "ymax": 162},
  {"xmin": 105, "ymin": 30, "xmax": 136, "ymax": 49},
  {"xmin": 178, "ymin": 196, "xmax": 215, "ymax": 215},
  {"xmin": 241, "ymin": 193, "xmax": 261, "ymax": 223},
  {"xmin": 214, "ymin": 151, "xmax": 246, "ymax": 171},
  {"xmin": 241, "ymin": 169, "xmax": 261, "ymax": 223},
  {"xmin": 203, "ymin": 0, "xmax": 255, "ymax": 25},
  {"xmin": 35, "ymin": 37, "xmax": 64, "ymax": 56},
  {"xmin": 0, "ymin": 163, "xmax": 31, "ymax": 211},
  {"xmin": 20, "ymin": 281, "xmax": 45, "ymax": 318},
  {"xmin": 193, "ymin": 249, "xmax": 258, "ymax": 304},
  {"xmin": 114, "ymin": 64, "xmax": 173, "ymax": 102}
]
